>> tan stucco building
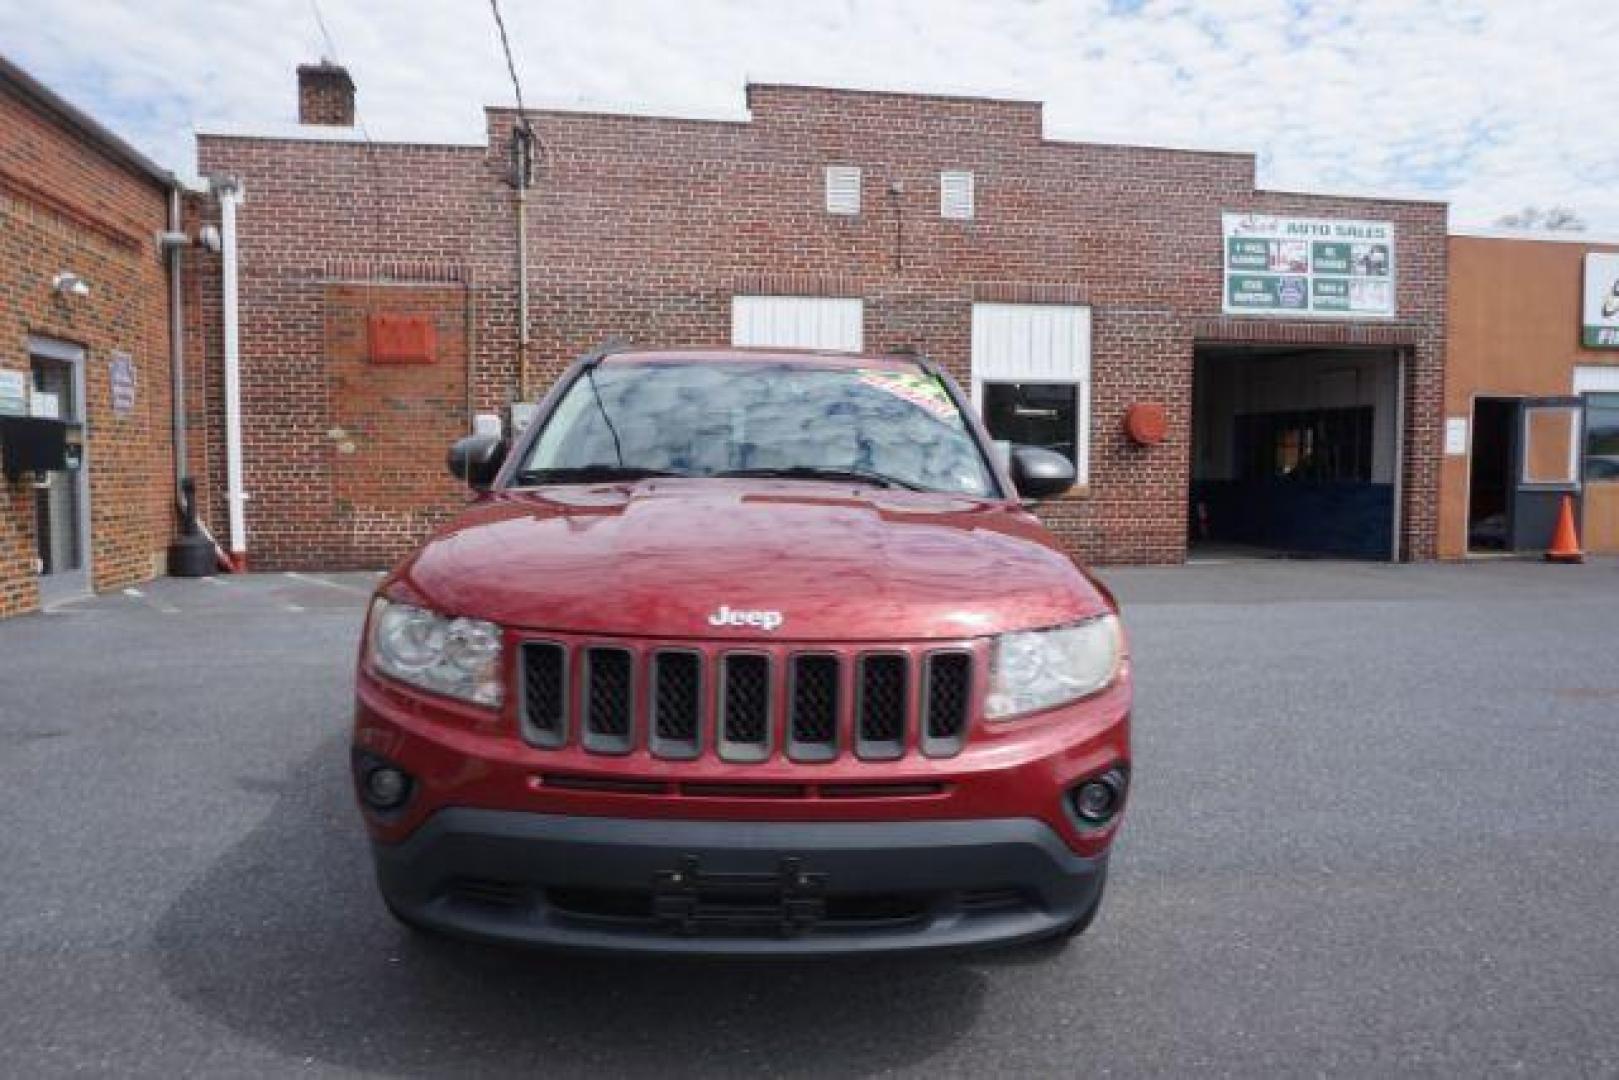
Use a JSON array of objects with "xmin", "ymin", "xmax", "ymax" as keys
[{"xmin": 1441, "ymin": 230, "xmax": 1619, "ymax": 557}]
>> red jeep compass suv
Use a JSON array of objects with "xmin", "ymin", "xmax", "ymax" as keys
[{"xmin": 352, "ymin": 346, "xmax": 1131, "ymax": 955}]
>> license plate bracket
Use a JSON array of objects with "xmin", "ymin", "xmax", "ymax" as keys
[{"xmin": 652, "ymin": 855, "xmax": 827, "ymax": 936}]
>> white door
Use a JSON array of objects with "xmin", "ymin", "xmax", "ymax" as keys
[{"xmin": 731, "ymin": 296, "xmax": 864, "ymax": 352}]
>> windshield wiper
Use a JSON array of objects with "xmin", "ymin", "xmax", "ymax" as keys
[
  {"xmin": 513, "ymin": 465, "xmax": 687, "ymax": 485},
  {"xmin": 715, "ymin": 466, "xmax": 927, "ymax": 491}
]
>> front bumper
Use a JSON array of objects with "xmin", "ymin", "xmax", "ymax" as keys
[{"xmin": 374, "ymin": 809, "xmax": 1106, "ymax": 956}]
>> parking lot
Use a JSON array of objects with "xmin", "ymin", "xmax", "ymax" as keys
[{"xmin": 2, "ymin": 560, "xmax": 1618, "ymax": 1077}]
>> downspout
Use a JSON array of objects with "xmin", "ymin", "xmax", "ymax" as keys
[
  {"xmin": 216, "ymin": 178, "xmax": 248, "ymax": 571},
  {"xmin": 513, "ymin": 122, "xmax": 532, "ymax": 402},
  {"xmin": 166, "ymin": 185, "xmax": 188, "ymax": 493}
]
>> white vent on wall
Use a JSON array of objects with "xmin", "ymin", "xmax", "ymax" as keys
[
  {"xmin": 940, "ymin": 170, "xmax": 975, "ymax": 219},
  {"xmin": 825, "ymin": 166, "xmax": 861, "ymax": 215}
]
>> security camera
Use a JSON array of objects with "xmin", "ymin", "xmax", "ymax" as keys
[
  {"xmin": 52, "ymin": 271, "xmax": 90, "ymax": 298},
  {"xmin": 198, "ymin": 225, "xmax": 222, "ymax": 254}
]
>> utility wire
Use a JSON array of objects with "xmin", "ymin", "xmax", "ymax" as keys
[
  {"xmin": 489, "ymin": 0, "xmax": 537, "ymax": 144},
  {"xmin": 310, "ymin": 0, "xmax": 340, "ymax": 64}
]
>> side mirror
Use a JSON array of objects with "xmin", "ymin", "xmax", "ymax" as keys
[
  {"xmin": 447, "ymin": 434, "xmax": 507, "ymax": 490},
  {"xmin": 1009, "ymin": 445, "xmax": 1075, "ymax": 500}
]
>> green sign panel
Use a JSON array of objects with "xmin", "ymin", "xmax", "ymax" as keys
[
  {"xmin": 1228, "ymin": 238, "xmax": 1271, "ymax": 271},
  {"xmin": 1222, "ymin": 214, "xmax": 1396, "ymax": 318},
  {"xmin": 1312, "ymin": 242, "xmax": 1351, "ymax": 274}
]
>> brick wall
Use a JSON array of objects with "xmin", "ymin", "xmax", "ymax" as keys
[
  {"xmin": 0, "ymin": 77, "xmax": 178, "ymax": 617},
  {"xmin": 196, "ymin": 83, "xmax": 1447, "ymax": 569}
]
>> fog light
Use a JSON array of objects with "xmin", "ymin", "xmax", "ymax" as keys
[
  {"xmin": 1072, "ymin": 768, "xmax": 1127, "ymax": 825},
  {"xmin": 363, "ymin": 765, "xmax": 411, "ymax": 810}
]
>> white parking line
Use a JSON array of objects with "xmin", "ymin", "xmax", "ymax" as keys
[
  {"xmin": 124, "ymin": 586, "xmax": 180, "ymax": 614},
  {"xmin": 283, "ymin": 571, "xmax": 374, "ymax": 597}
]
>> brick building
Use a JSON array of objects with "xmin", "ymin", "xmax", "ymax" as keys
[
  {"xmin": 0, "ymin": 56, "xmax": 194, "ymax": 617},
  {"xmin": 191, "ymin": 66, "xmax": 1448, "ymax": 570}
]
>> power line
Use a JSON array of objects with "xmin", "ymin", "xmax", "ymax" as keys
[
  {"xmin": 310, "ymin": 0, "xmax": 340, "ymax": 65},
  {"xmin": 485, "ymin": 0, "xmax": 543, "ymax": 166},
  {"xmin": 488, "ymin": 0, "xmax": 531, "ymax": 127}
]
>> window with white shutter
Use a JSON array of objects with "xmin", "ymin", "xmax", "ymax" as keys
[
  {"xmin": 971, "ymin": 303, "xmax": 1091, "ymax": 484},
  {"xmin": 824, "ymin": 166, "xmax": 861, "ymax": 215},
  {"xmin": 940, "ymin": 170, "xmax": 975, "ymax": 220}
]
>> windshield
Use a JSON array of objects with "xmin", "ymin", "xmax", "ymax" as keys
[{"xmin": 517, "ymin": 361, "xmax": 998, "ymax": 497}]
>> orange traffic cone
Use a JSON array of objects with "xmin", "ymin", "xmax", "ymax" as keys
[{"xmin": 1545, "ymin": 494, "xmax": 1584, "ymax": 564}]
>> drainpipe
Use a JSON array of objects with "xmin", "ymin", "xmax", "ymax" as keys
[
  {"xmin": 216, "ymin": 177, "xmax": 248, "ymax": 571},
  {"xmin": 160, "ymin": 185, "xmax": 222, "ymax": 577},
  {"xmin": 512, "ymin": 122, "xmax": 532, "ymax": 403},
  {"xmin": 166, "ymin": 185, "xmax": 188, "ymax": 493}
]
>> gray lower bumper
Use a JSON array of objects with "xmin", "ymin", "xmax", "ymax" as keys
[{"xmin": 372, "ymin": 810, "xmax": 1106, "ymax": 957}]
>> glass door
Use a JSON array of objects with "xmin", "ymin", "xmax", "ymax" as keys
[
  {"xmin": 1510, "ymin": 396, "xmax": 1584, "ymax": 552},
  {"xmin": 29, "ymin": 342, "xmax": 90, "ymax": 605}
]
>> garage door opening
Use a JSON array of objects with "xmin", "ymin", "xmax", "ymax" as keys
[{"xmin": 1190, "ymin": 345, "xmax": 1402, "ymax": 560}]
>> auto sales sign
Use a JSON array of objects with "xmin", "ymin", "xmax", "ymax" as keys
[
  {"xmin": 1223, "ymin": 213, "xmax": 1396, "ymax": 318},
  {"xmin": 1583, "ymin": 253, "xmax": 1619, "ymax": 348}
]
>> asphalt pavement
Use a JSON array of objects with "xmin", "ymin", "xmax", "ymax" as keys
[{"xmin": 1, "ymin": 559, "xmax": 1617, "ymax": 1077}]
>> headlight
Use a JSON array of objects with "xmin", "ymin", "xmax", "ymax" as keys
[
  {"xmin": 368, "ymin": 598, "xmax": 503, "ymax": 707},
  {"xmin": 985, "ymin": 614, "xmax": 1124, "ymax": 720}
]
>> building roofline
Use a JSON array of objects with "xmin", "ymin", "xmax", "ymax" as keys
[
  {"xmin": 193, "ymin": 119, "xmax": 487, "ymax": 149},
  {"xmin": 0, "ymin": 53, "xmax": 177, "ymax": 189},
  {"xmin": 200, "ymin": 78, "xmax": 1456, "ymax": 213},
  {"xmin": 1043, "ymin": 127, "xmax": 1253, "ymax": 158},
  {"xmin": 485, "ymin": 97, "xmax": 753, "ymax": 124},
  {"xmin": 745, "ymin": 78, "xmax": 1043, "ymax": 108},
  {"xmin": 1449, "ymin": 225, "xmax": 1619, "ymax": 247},
  {"xmin": 1258, "ymin": 183, "xmax": 1448, "ymax": 207}
]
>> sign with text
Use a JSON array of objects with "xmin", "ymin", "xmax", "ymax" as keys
[
  {"xmin": 1583, "ymin": 252, "xmax": 1619, "ymax": 348},
  {"xmin": 109, "ymin": 351, "xmax": 136, "ymax": 414},
  {"xmin": 1222, "ymin": 213, "xmax": 1396, "ymax": 318}
]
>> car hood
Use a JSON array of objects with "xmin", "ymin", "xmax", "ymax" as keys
[{"xmin": 391, "ymin": 480, "xmax": 1111, "ymax": 641}]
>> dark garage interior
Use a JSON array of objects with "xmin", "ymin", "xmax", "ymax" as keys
[{"xmin": 1190, "ymin": 345, "xmax": 1401, "ymax": 559}]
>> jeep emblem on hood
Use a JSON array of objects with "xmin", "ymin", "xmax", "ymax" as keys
[{"xmin": 707, "ymin": 605, "xmax": 784, "ymax": 632}]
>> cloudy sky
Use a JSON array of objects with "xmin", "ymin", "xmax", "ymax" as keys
[{"xmin": 3, "ymin": 0, "xmax": 1616, "ymax": 229}]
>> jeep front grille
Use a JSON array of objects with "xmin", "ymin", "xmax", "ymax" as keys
[
  {"xmin": 515, "ymin": 637, "xmax": 978, "ymax": 763},
  {"xmin": 720, "ymin": 653, "xmax": 772, "ymax": 761},
  {"xmin": 582, "ymin": 647, "xmax": 633, "ymax": 753},
  {"xmin": 788, "ymin": 654, "xmax": 840, "ymax": 761},
  {"xmin": 519, "ymin": 641, "xmax": 567, "ymax": 747},
  {"xmin": 650, "ymin": 651, "xmax": 702, "ymax": 758}
]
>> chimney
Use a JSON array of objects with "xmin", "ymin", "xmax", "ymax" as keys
[{"xmin": 297, "ymin": 61, "xmax": 355, "ymax": 126}]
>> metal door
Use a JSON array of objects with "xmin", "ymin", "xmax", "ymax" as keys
[
  {"xmin": 1510, "ymin": 396, "xmax": 1584, "ymax": 551},
  {"xmin": 29, "ymin": 340, "xmax": 91, "ymax": 605}
]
